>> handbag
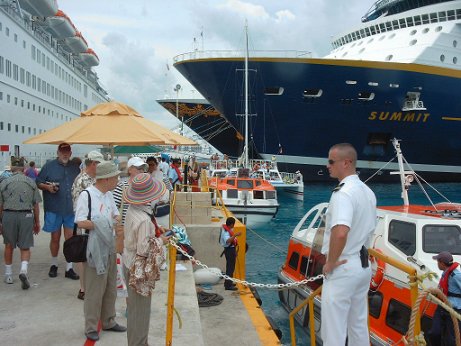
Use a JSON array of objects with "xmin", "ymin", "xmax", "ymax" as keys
[
  {"xmin": 154, "ymin": 202, "xmax": 170, "ymax": 218},
  {"xmin": 63, "ymin": 190, "xmax": 92, "ymax": 263}
]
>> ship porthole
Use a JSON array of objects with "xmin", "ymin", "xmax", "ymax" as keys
[
  {"xmin": 368, "ymin": 38, "xmax": 374, "ymax": 44},
  {"xmin": 379, "ymin": 35, "xmax": 385, "ymax": 41},
  {"xmin": 453, "ymin": 40, "xmax": 458, "ymax": 48},
  {"xmin": 435, "ymin": 26, "xmax": 442, "ymax": 32},
  {"xmin": 359, "ymin": 48, "xmax": 365, "ymax": 54},
  {"xmin": 389, "ymin": 33, "xmax": 396, "ymax": 39},
  {"xmin": 422, "ymin": 28, "xmax": 430, "ymax": 34},
  {"xmin": 410, "ymin": 30, "xmax": 417, "ymax": 36},
  {"xmin": 385, "ymin": 54, "xmax": 393, "ymax": 61},
  {"xmin": 454, "ymin": 57, "xmax": 458, "ymax": 64},
  {"xmin": 440, "ymin": 54, "xmax": 445, "ymax": 62},
  {"xmin": 409, "ymin": 39, "xmax": 417, "ymax": 46}
]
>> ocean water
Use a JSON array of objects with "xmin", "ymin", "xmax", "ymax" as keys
[{"xmin": 245, "ymin": 182, "xmax": 461, "ymax": 345}]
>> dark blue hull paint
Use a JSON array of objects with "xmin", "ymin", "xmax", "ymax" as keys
[{"xmin": 174, "ymin": 57, "xmax": 461, "ymax": 182}]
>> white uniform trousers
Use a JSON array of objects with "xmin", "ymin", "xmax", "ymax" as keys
[{"xmin": 321, "ymin": 256, "xmax": 371, "ymax": 346}]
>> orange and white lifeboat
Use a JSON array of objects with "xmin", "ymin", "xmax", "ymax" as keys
[
  {"xmin": 43, "ymin": 10, "xmax": 77, "ymax": 39},
  {"xmin": 62, "ymin": 32, "xmax": 88, "ymax": 54},
  {"xmin": 18, "ymin": 0, "xmax": 58, "ymax": 18},
  {"xmin": 77, "ymin": 48, "xmax": 100, "ymax": 67}
]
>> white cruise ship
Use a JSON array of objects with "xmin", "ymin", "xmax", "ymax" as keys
[{"xmin": 0, "ymin": 0, "xmax": 108, "ymax": 169}]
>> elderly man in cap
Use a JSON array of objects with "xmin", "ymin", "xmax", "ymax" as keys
[
  {"xmin": 71, "ymin": 150, "xmax": 104, "ymax": 300},
  {"xmin": 0, "ymin": 157, "xmax": 41, "ymax": 289},
  {"xmin": 36, "ymin": 143, "xmax": 81, "ymax": 279},
  {"xmin": 427, "ymin": 251, "xmax": 461, "ymax": 345},
  {"xmin": 75, "ymin": 160, "xmax": 126, "ymax": 341}
]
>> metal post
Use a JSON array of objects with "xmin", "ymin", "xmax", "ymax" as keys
[
  {"xmin": 165, "ymin": 244, "xmax": 177, "ymax": 346},
  {"xmin": 174, "ymin": 84, "xmax": 182, "ymax": 135}
]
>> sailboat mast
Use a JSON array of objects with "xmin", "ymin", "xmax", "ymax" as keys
[{"xmin": 244, "ymin": 21, "xmax": 249, "ymax": 169}]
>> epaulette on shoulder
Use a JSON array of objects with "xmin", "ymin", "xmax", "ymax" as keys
[{"xmin": 332, "ymin": 182, "xmax": 345, "ymax": 192}]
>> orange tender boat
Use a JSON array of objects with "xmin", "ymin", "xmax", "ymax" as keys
[{"xmin": 278, "ymin": 140, "xmax": 461, "ymax": 344}]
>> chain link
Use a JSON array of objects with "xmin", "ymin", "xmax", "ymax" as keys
[{"xmin": 169, "ymin": 239, "xmax": 324, "ymax": 290}]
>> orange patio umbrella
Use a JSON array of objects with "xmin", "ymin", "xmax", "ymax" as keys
[{"xmin": 24, "ymin": 101, "xmax": 197, "ymax": 146}]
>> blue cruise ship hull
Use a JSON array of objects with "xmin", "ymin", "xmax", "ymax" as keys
[{"xmin": 174, "ymin": 57, "xmax": 461, "ymax": 182}]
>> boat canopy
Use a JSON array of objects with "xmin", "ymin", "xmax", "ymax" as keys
[{"xmin": 362, "ymin": 0, "xmax": 455, "ymax": 22}]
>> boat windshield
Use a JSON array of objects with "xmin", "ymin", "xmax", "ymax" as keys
[
  {"xmin": 362, "ymin": 0, "xmax": 454, "ymax": 22},
  {"xmin": 237, "ymin": 180, "xmax": 254, "ymax": 189},
  {"xmin": 422, "ymin": 224, "xmax": 461, "ymax": 255}
]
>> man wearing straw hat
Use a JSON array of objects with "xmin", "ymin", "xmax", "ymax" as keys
[
  {"xmin": 74, "ymin": 161, "xmax": 126, "ymax": 341},
  {"xmin": 122, "ymin": 173, "xmax": 170, "ymax": 346}
]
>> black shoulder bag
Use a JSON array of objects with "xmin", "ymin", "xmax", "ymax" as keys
[{"xmin": 63, "ymin": 190, "xmax": 92, "ymax": 263}]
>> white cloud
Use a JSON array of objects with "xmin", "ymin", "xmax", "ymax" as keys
[{"xmin": 275, "ymin": 10, "xmax": 295, "ymax": 22}]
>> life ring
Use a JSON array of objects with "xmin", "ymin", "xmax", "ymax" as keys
[{"xmin": 369, "ymin": 249, "xmax": 386, "ymax": 291}]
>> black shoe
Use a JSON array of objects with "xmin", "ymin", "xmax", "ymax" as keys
[
  {"xmin": 103, "ymin": 323, "xmax": 127, "ymax": 332},
  {"xmin": 65, "ymin": 268, "xmax": 79, "ymax": 280},
  {"xmin": 19, "ymin": 273, "xmax": 30, "ymax": 290},
  {"xmin": 77, "ymin": 289, "xmax": 85, "ymax": 300},
  {"xmin": 48, "ymin": 265, "xmax": 58, "ymax": 278},
  {"xmin": 225, "ymin": 286, "xmax": 238, "ymax": 291},
  {"xmin": 85, "ymin": 331, "xmax": 99, "ymax": 341}
]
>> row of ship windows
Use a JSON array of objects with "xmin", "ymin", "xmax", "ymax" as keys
[
  {"xmin": 0, "ymin": 56, "xmax": 84, "ymax": 112},
  {"xmin": 0, "ymin": 21, "xmax": 84, "ymax": 94},
  {"xmin": 332, "ymin": 9, "xmax": 461, "ymax": 48},
  {"xmin": 31, "ymin": 44, "xmax": 84, "ymax": 94},
  {"xmin": 0, "ymin": 91, "xmax": 82, "ymax": 121},
  {"xmin": 0, "ymin": 121, "xmax": 44, "ymax": 136}
]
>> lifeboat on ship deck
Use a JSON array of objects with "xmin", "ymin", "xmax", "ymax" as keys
[
  {"xmin": 43, "ymin": 10, "xmax": 77, "ymax": 39},
  {"xmin": 61, "ymin": 32, "xmax": 88, "ymax": 54},
  {"xmin": 78, "ymin": 48, "xmax": 100, "ymax": 67},
  {"xmin": 18, "ymin": 0, "xmax": 58, "ymax": 18}
]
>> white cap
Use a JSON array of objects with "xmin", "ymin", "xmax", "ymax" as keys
[
  {"xmin": 86, "ymin": 150, "xmax": 104, "ymax": 162},
  {"xmin": 128, "ymin": 156, "xmax": 147, "ymax": 169}
]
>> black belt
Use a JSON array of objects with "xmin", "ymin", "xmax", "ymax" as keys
[
  {"xmin": 448, "ymin": 292, "xmax": 461, "ymax": 298},
  {"xmin": 4, "ymin": 209, "xmax": 32, "ymax": 212}
]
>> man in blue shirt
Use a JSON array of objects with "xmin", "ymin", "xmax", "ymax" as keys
[
  {"xmin": 428, "ymin": 251, "xmax": 461, "ymax": 346},
  {"xmin": 36, "ymin": 143, "xmax": 81, "ymax": 279}
]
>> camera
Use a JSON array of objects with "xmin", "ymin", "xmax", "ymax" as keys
[{"xmin": 46, "ymin": 181, "xmax": 60, "ymax": 192}]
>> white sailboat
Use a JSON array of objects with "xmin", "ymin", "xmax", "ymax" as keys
[{"xmin": 209, "ymin": 22, "xmax": 279, "ymax": 228}]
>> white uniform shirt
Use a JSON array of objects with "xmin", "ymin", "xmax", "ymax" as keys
[
  {"xmin": 75, "ymin": 185, "xmax": 119, "ymax": 228},
  {"xmin": 321, "ymin": 174, "xmax": 377, "ymax": 257}
]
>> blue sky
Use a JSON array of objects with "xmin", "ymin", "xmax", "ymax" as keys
[{"xmin": 59, "ymin": 0, "xmax": 371, "ymax": 128}]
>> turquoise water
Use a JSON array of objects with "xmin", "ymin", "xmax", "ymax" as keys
[{"xmin": 245, "ymin": 182, "xmax": 461, "ymax": 345}]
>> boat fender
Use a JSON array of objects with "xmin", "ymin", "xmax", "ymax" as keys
[
  {"xmin": 369, "ymin": 249, "xmax": 386, "ymax": 291},
  {"xmin": 193, "ymin": 267, "xmax": 222, "ymax": 285},
  {"xmin": 266, "ymin": 315, "xmax": 282, "ymax": 340},
  {"xmin": 249, "ymin": 286, "xmax": 262, "ymax": 306}
]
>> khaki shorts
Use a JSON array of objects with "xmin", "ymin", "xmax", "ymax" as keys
[{"xmin": 2, "ymin": 211, "xmax": 34, "ymax": 249}]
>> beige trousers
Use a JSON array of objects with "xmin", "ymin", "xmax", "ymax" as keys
[
  {"xmin": 124, "ymin": 266, "xmax": 152, "ymax": 346},
  {"xmin": 84, "ymin": 253, "xmax": 117, "ymax": 334}
]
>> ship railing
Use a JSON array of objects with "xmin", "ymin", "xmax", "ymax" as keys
[
  {"xmin": 173, "ymin": 49, "xmax": 312, "ymax": 63},
  {"xmin": 288, "ymin": 248, "xmax": 421, "ymax": 346}
]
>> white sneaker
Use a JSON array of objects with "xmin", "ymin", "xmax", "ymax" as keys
[{"xmin": 4, "ymin": 274, "xmax": 13, "ymax": 284}]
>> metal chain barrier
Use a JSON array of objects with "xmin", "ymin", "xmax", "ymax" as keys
[{"xmin": 169, "ymin": 239, "xmax": 324, "ymax": 289}]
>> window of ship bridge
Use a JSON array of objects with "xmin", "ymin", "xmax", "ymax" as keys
[
  {"xmin": 388, "ymin": 220, "xmax": 416, "ymax": 256},
  {"xmin": 423, "ymin": 224, "xmax": 461, "ymax": 255}
]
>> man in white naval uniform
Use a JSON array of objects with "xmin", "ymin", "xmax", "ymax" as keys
[{"xmin": 321, "ymin": 143, "xmax": 377, "ymax": 346}]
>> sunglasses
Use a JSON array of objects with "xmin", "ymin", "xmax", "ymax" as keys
[{"xmin": 328, "ymin": 159, "xmax": 336, "ymax": 165}]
